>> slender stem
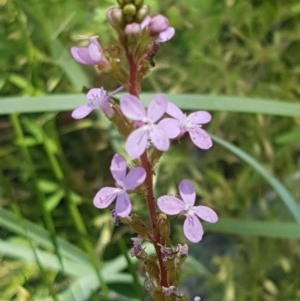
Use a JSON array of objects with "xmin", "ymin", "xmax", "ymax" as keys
[
  {"xmin": 126, "ymin": 50, "xmax": 139, "ymax": 97},
  {"xmin": 140, "ymin": 153, "xmax": 168, "ymax": 287},
  {"xmin": 125, "ymin": 48, "xmax": 169, "ymax": 288}
]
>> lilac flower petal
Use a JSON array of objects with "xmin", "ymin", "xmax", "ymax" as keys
[
  {"xmin": 166, "ymin": 102, "xmax": 184, "ymax": 120},
  {"xmin": 157, "ymin": 118, "xmax": 180, "ymax": 139},
  {"xmin": 147, "ymin": 94, "xmax": 167, "ymax": 122},
  {"xmin": 110, "ymin": 154, "xmax": 127, "ymax": 184},
  {"xmin": 157, "ymin": 195, "xmax": 185, "ymax": 215},
  {"xmin": 194, "ymin": 205, "xmax": 218, "ymax": 223},
  {"xmin": 70, "ymin": 47, "xmax": 92, "ymax": 65},
  {"xmin": 189, "ymin": 128, "xmax": 213, "ymax": 149},
  {"xmin": 100, "ymin": 101, "xmax": 114, "ymax": 117},
  {"xmin": 188, "ymin": 111, "xmax": 211, "ymax": 125},
  {"xmin": 86, "ymin": 87, "xmax": 114, "ymax": 117},
  {"xmin": 179, "ymin": 179, "xmax": 196, "ymax": 207},
  {"xmin": 88, "ymin": 41, "xmax": 102, "ymax": 62},
  {"xmin": 86, "ymin": 87, "xmax": 106, "ymax": 100},
  {"xmin": 183, "ymin": 214, "xmax": 203, "ymax": 243},
  {"xmin": 93, "ymin": 187, "xmax": 119, "ymax": 209},
  {"xmin": 124, "ymin": 167, "xmax": 146, "ymax": 190},
  {"xmin": 156, "ymin": 27, "xmax": 175, "ymax": 43},
  {"xmin": 71, "ymin": 104, "xmax": 94, "ymax": 119},
  {"xmin": 149, "ymin": 126, "xmax": 170, "ymax": 151},
  {"xmin": 120, "ymin": 94, "xmax": 146, "ymax": 120},
  {"xmin": 126, "ymin": 127, "xmax": 148, "ymax": 158},
  {"xmin": 140, "ymin": 15, "xmax": 151, "ymax": 29},
  {"xmin": 115, "ymin": 192, "xmax": 132, "ymax": 217}
]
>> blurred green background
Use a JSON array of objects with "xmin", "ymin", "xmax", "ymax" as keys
[{"xmin": 0, "ymin": 0, "xmax": 300, "ymax": 300}]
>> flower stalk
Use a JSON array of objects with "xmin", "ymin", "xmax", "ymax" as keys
[{"xmin": 68, "ymin": 0, "xmax": 218, "ymax": 299}]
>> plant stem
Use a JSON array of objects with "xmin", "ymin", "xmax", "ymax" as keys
[{"xmin": 125, "ymin": 48, "xmax": 169, "ymax": 288}]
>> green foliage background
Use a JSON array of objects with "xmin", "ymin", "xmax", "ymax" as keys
[{"xmin": 0, "ymin": 0, "xmax": 300, "ymax": 300}]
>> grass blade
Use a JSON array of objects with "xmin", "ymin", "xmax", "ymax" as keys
[
  {"xmin": 211, "ymin": 134, "xmax": 300, "ymax": 223},
  {"xmin": 206, "ymin": 218, "xmax": 300, "ymax": 238},
  {"xmin": 1, "ymin": 94, "xmax": 300, "ymax": 116}
]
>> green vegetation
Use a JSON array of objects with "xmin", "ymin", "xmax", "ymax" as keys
[{"xmin": 1, "ymin": 0, "xmax": 300, "ymax": 300}]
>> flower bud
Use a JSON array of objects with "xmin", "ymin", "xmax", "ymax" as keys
[
  {"xmin": 123, "ymin": 3, "xmax": 137, "ymax": 17},
  {"xmin": 135, "ymin": 5, "xmax": 150, "ymax": 23},
  {"xmin": 149, "ymin": 14, "xmax": 169, "ymax": 34},
  {"xmin": 125, "ymin": 22, "xmax": 142, "ymax": 37},
  {"xmin": 106, "ymin": 7, "xmax": 124, "ymax": 28},
  {"xmin": 133, "ymin": 0, "xmax": 143, "ymax": 7}
]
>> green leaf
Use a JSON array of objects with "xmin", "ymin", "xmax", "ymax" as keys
[
  {"xmin": 211, "ymin": 134, "xmax": 300, "ymax": 223},
  {"xmin": 0, "ymin": 206, "xmax": 90, "ymax": 265},
  {"xmin": 1, "ymin": 94, "xmax": 300, "ymax": 116},
  {"xmin": 206, "ymin": 218, "xmax": 300, "ymax": 238}
]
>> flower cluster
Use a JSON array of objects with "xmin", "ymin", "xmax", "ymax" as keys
[{"xmin": 69, "ymin": 0, "xmax": 218, "ymax": 299}]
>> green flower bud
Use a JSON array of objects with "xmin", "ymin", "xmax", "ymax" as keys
[
  {"xmin": 123, "ymin": 4, "xmax": 137, "ymax": 17},
  {"xmin": 135, "ymin": 5, "xmax": 150, "ymax": 23},
  {"xmin": 133, "ymin": 0, "xmax": 143, "ymax": 8}
]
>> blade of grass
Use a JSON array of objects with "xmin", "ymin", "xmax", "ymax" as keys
[
  {"xmin": 1, "ymin": 94, "xmax": 300, "ymax": 116},
  {"xmin": 205, "ymin": 218, "xmax": 300, "ymax": 238},
  {"xmin": 0, "ymin": 206, "xmax": 129, "ymax": 275},
  {"xmin": 0, "ymin": 239, "xmax": 92, "ymax": 276},
  {"xmin": 37, "ymin": 273, "xmax": 137, "ymax": 301},
  {"xmin": 0, "ymin": 206, "xmax": 90, "ymax": 265},
  {"xmin": 211, "ymin": 134, "xmax": 300, "ymax": 223}
]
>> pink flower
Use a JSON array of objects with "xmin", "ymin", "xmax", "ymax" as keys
[
  {"xmin": 141, "ymin": 15, "xmax": 175, "ymax": 43},
  {"xmin": 71, "ymin": 86, "xmax": 123, "ymax": 119},
  {"xmin": 93, "ymin": 154, "xmax": 146, "ymax": 217},
  {"xmin": 166, "ymin": 102, "xmax": 213, "ymax": 150},
  {"xmin": 70, "ymin": 36, "xmax": 109, "ymax": 68},
  {"xmin": 157, "ymin": 179, "xmax": 218, "ymax": 243},
  {"xmin": 120, "ymin": 94, "xmax": 180, "ymax": 158}
]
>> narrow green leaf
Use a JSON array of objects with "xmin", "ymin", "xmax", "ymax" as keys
[
  {"xmin": 0, "ymin": 206, "xmax": 89, "ymax": 265},
  {"xmin": 0, "ymin": 239, "xmax": 92, "ymax": 276},
  {"xmin": 211, "ymin": 134, "xmax": 300, "ymax": 223},
  {"xmin": 1, "ymin": 94, "xmax": 300, "ymax": 116},
  {"xmin": 206, "ymin": 218, "xmax": 300, "ymax": 238}
]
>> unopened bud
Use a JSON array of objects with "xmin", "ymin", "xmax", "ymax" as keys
[
  {"xmin": 149, "ymin": 14, "xmax": 169, "ymax": 34},
  {"xmin": 135, "ymin": 5, "xmax": 150, "ymax": 23},
  {"xmin": 106, "ymin": 7, "xmax": 123, "ymax": 28},
  {"xmin": 133, "ymin": 0, "xmax": 143, "ymax": 7},
  {"xmin": 125, "ymin": 22, "xmax": 142, "ymax": 37},
  {"xmin": 123, "ymin": 3, "xmax": 137, "ymax": 17}
]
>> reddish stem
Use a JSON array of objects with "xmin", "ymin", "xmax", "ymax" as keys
[
  {"xmin": 125, "ymin": 48, "xmax": 168, "ymax": 288},
  {"xmin": 126, "ymin": 51, "xmax": 139, "ymax": 97}
]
